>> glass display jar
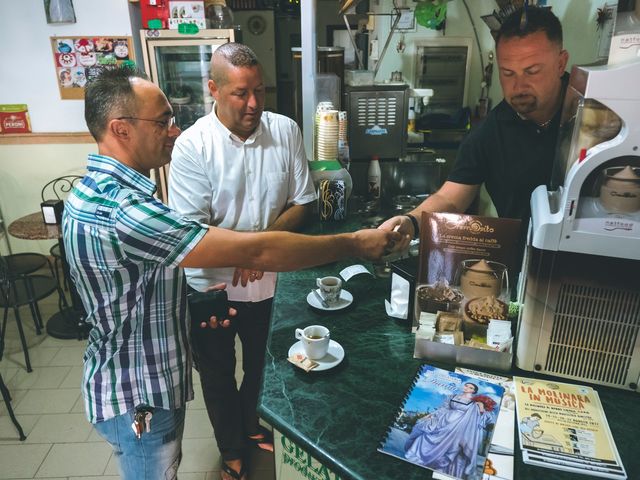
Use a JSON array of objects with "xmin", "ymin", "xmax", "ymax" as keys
[{"xmin": 205, "ymin": 0, "xmax": 234, "ymax": 29}]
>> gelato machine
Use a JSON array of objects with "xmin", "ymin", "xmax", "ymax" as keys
[{"xmin": 516, "ymin": 60, "xmax": 640, "ymax": 392}]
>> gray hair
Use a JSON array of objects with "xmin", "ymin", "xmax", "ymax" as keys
[
  {"xmin": 210, "ymin": 43, "xmax": 260, "ymax": 85},
  {"xmin": 84, "ymin": 65, "xmax": 149, "ymax": 142}
]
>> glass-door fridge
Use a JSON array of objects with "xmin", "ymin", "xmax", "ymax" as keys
[{"xmin": 139, "ymin": 28, "xmax": 235, "ymax": 201}]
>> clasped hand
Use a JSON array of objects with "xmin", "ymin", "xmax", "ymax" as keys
[
  {"xmin": 378, "ymin": 215, "xmax": 414, "ymax": 253},
  {"xmin": 198, "ymin": 283, "xmax": 236, "ymax": 329}
]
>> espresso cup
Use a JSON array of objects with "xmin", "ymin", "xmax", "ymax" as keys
[
  {"xmin": 295, "ymin": 325, "xmax": 330, "ymax": 360},
  {"xmin": 316, "ymin": 276, "xmax": 342, "ymax": 305}
]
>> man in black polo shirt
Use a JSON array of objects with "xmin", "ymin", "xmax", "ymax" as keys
[{"xmin": 381, "ymin": 6, "xmax": 569, "ymax": 250}]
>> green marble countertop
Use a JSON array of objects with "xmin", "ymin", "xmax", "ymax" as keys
[{"xmin": 257, "ymin": 215, "xmax": 640, "ymax": 480}]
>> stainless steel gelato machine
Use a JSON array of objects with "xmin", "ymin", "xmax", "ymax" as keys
[{"xmin": 516, "ymin": 60, "xmax": 640, "ymax": 392}]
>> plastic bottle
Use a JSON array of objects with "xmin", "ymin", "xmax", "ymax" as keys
[{"xmin": 367, "ymin": 156, "xmax": 381, "ymax": 201}]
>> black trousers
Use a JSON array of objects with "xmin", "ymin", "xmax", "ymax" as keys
[{"xmin": 190, "ymin": 294, "xmax": 273, "ymax": 461}]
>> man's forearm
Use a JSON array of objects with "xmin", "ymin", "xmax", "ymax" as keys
[
  {"xmin": 410, "ymin": 181, "xmax": 480, "ymax": 217},
  {"xmin": 410, "ymin": 192, "xmax": 460, "ymax": 217},
  {"xmin": 180, "ymin": 227, "xmax": 399, "ymax": 270},
  {"xmin": 266, "ymin": 202, "xmax": 314, "ymax": 233}
]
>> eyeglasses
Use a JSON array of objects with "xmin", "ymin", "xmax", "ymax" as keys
[{"xmin": 116, "ymin": 116, "xmax": 176, "ymax": 130}]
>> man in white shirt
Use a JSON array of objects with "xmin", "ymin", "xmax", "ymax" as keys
[{"xmin": 169, "ymin": 43, "xmax": 315, "ymax": 479}]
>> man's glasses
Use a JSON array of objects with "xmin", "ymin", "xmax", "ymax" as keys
[{"xmin": 117, "ymin": 116, "xmax": 176, "ymax": 130}]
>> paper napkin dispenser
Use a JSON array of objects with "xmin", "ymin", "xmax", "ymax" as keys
[
  {"xmin": 388, "ymin": 256, "xmax": 419, "ymax": 327},
  {"xmin": 41, "ymin": 199, "xmax": 64, "ymax": 225}
]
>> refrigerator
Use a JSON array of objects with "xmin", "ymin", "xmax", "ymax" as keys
[{"xmin": 139, "ymin": 28, "xmax": 236, "ymax": 201}]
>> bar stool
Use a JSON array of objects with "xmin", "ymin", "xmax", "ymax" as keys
[
  {"xmin": 0, "ymin": 256, "xmax": 68, "ymax": 372},
  {"xmin": 5, "ymin": 252, "xmax": 50, "ymax": 277}
]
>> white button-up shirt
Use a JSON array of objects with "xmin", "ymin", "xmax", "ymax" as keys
[{"xmin": 169, "ymin": 109, "xmax": 317, "ymax": 301}]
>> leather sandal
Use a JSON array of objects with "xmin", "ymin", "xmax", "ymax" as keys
[
  {"xmin": 221, "ymin": 460, "xmax": 247, "ymax": 480},
  {"xmin": 247, "ymin": 425, "xmax": 274, "ymax": 452}
]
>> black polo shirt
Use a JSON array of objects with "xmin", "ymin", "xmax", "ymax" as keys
[{"xmin": 448, "ymin": 73, "xmax": 569, "ymax": 224}]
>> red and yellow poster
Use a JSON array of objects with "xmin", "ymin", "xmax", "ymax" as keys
[{"xmin": 514, "ymin": 377, "xmax": 626, "ymax": 478}]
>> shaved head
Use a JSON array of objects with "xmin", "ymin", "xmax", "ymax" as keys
[{"xmin": 210, "ymin": 43, "xmax": 260, "ymax": 86}]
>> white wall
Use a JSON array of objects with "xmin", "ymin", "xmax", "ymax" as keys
[
  {"xmin": 0, "ymin": 0, "xmax": 136, "ymax": 132},
  {"xmin": 372, "ymin": 0, "xmax": 603, "ymax": 111},
  {"xmin": 0, "ymin": 143, "xmax": 92, "ymax": 254}
]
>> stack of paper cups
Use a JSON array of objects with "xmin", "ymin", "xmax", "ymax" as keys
[
  {"xmin": 338, "ymin": 111, "xmax": 347, "ymax": 142},
  {"xmin": 337, "ymin": 110, "xmax": 348, "ymax": 164},
  {"xmin": 314, "ymin": 102, "xmax": 335, "ymax": 161},
  {"xmin": 315, "ymin": 109, "xmax": 339, "ymax": 160}
]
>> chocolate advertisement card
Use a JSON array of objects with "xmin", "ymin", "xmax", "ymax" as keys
[
  {"xmin": 417, "ymin": 213, "xmax": 522, "ymax": 287},
  {"xmin": 412, "ymin": 213, "xmax": 521, "ymax": 365}
]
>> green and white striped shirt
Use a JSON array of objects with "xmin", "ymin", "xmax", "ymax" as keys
[{"xmin": 63, "ymin": 154, "xmax": 208, "ymax": 423}]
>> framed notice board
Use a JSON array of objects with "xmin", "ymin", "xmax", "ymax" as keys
[{"xmin": 50, "ymin": 36, "xmax": 135, "ymax": 100}]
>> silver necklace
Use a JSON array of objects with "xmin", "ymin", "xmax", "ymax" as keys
[
  {"xmin": 537, "ymin": 117, "xmax": 553, "ymax": 129},
  {"xmin": 517, "ymin": 112, "xmax": 553, "ymax": 129}
]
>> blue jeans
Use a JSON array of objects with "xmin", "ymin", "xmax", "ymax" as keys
[{"xmin": 93, "ymin": 407, "xmax": 185, "ymax": 480}]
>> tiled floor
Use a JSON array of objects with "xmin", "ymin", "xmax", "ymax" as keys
[{"xmin": 0, "ymin": 283, "xmax": 275, "ymax": 480}]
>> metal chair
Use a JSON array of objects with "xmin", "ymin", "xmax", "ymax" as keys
[
  {"xmin": 0, "ymin": 255, "xmax": 69, "ymax": 372},
  {"xmin": 0, "ymin": 325, "xmax": 26, "ymax": 440},
  {"xmin": 4, "ymin": 252, "xmax": 49, "ymax": 277},
  {"xmin": 41, "ymin": 175, "xmax": 83, "ymax": 291}
]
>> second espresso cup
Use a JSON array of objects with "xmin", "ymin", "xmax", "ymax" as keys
[
  {"xmin": 295, "ymin": 325, "xmax": 330, "ymax": 360},
  {"xmin": 316, "ymin": 276, "xmax": 342, "ymax": 305}
]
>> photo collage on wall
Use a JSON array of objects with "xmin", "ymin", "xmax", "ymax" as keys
[{"xmin": 50, "ymin": 36, "xmax": 135, "ymax": 99}]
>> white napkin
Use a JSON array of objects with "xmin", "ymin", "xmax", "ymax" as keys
[
  {"xmin": 384, "ymin": 272, "xmax": 410, "ymax": 319},
  {"xmin": 339, "ymin": 264, "xmax": 373, "ymax": 282}
]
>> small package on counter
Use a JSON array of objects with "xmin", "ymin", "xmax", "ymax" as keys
[
  {"xmin": 0, "ymin": 104, "xmax": 31, "ymax": 134},
  {"xmin": 434, "ymin": 331, "xmax": 464, "ymax": 345},
  {"xmin": 436, "ymin": 312, "xmax": 463, "ymax": 332},
  {"xmin": 288, "ymin": 353, "xmax": 319, "ymax": 372},
  {"xmin": 486, "ymin": 319, "xmax": 512, "ymax": 347}
]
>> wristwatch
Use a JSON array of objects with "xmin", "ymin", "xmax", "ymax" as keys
[{"xmin": 404, "ymin": 214, "xmax": 419, "ymax": 239}]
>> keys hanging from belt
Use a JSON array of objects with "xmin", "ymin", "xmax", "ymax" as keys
[{"xmin": 131, "ymin": 405, "xmax": 154, "ymax": 439}]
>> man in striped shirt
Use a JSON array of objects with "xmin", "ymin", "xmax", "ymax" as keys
[{"xmin": 63, "ymin": 66, "xmax": 401, "ymax": 480}]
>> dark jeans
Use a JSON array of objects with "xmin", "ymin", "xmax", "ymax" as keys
[{"xmin": 190, "ymin": 293, "xmax": 272, "ymax": 461}]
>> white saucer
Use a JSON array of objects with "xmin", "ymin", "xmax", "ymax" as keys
[
  {"xmin": 288, "ymin": 340, "xmax": 345, "ymax": 371},
  {"xmin": 306, "ymin": 289, "xmax": 353, "ymax": 311}
]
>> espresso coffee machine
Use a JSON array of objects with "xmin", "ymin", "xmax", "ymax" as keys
[{"xmin": 516, "ymin": 60, "xmax": 640, "ymax": 392}]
